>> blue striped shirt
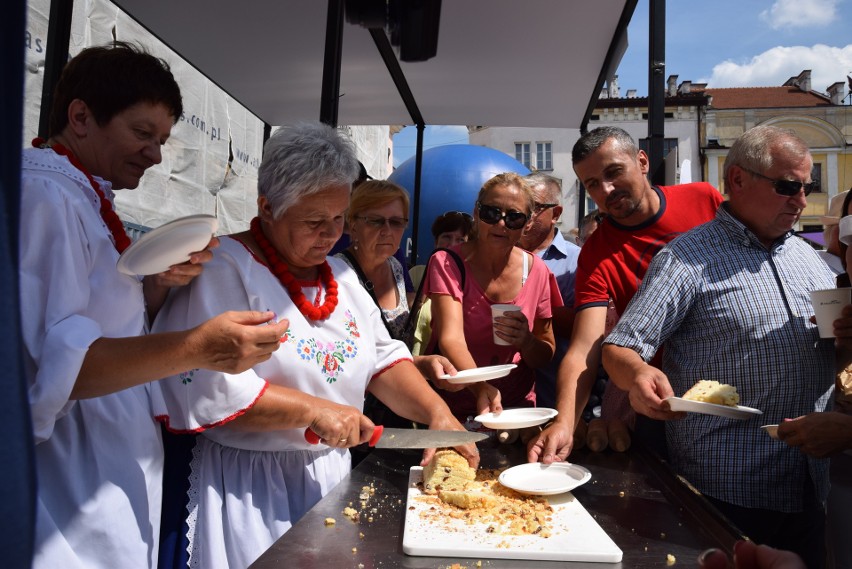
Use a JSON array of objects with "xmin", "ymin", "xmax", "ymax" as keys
[{"xmin": 605, "ymin": 204, "xmax": 835, "ymax": 511}]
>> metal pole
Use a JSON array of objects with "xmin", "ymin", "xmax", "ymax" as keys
[
  {"xmin": 2, "ymin": 0, "xmax": 36, "ymax": 563},
  {"xmin": 411, "ymin": 123, "xmax": 425, "ymax": 265},
  {"xmin": 367, "ymin": 28, "xmax": 426, "ymax": 266},
  {"xmin": 320, "ymin": 0, "xmax": 344, "ymax": 127},
  {"xmin": 647, "ymin": 0, "xmax": 666, "ymax": 186},
  {"xmin": 38, "ymin": 0, "xmax": 74, "ymax": 138}
]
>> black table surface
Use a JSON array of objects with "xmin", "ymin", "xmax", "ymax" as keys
[{"xmin": 250, "ymin": 440, "xmax": 743, "ymax": 568}]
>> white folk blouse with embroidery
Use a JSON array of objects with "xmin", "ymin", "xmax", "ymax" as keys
[
  {"xmin": 153, "ymin": 238, "xmax": 411, "ymax": 568},
  {"xmin": 20, "ymin": 147, "xmax": 163, "ymax": 569}
]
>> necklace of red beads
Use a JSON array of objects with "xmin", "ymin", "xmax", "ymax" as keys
[
  {"xmin": 250, "ymin": 217, "xmax": 338, "ymax": 321},
  {"xmin": 32, "ymin": 138, "xmax": 131, "ymax": 254}
]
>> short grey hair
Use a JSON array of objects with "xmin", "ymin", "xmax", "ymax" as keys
[
  {"xmin": 524, "ymin": 172, "xmax": 562, "ymax": 204},
  {"xmin": 258, "ymin": 122, "xmax": 360, "ymax": 219},
  {"xmin": 723, "ymin": 124, "xmax": 810, "ymax": 180},
  {"xmin": 572, "ymin": 126, "xmax": 639, "ymax": 165}
]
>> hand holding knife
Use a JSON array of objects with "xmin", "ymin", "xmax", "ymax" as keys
[{"xmin": 304, "ymin": 425, "xmax": 487, "ymax": 449}]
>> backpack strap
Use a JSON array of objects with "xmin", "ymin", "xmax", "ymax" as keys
[
  {"xmin": 339, "ymin": 249, "xmax": 394, "ymax": 335},
  {"xmin": 402, "ymin": 247, "xmax": 465, "ymax": 348}
]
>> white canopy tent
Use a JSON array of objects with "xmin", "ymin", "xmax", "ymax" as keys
[
  {"xmin": 96, "ymin": 0, "xmax": 636, "ymax": 257},
  {"xmin": 108, "ymin": 0, "xmax": 634, "ymax": 129},
  {"xmin": 3, "ymin": 0, "xmax": 642, "ymax": 561}
]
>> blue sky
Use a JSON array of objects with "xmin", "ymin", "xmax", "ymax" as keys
[{"xmin": 393, "ymin": 0, "xmax": 852, "ymax": 167}]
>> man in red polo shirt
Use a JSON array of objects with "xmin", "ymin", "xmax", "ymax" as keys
[{"xmin": 528, "ymin": 126, "xmax": 723, "ymax": 463}]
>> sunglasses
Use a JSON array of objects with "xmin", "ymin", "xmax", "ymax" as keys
[
  {"xmin": 356, "ymin": 215, "xmax": 408, "ymax": 230},
  {"xmin": 741, "ymin": 167, "xmax": 819, "ymax": 197},
  {"xmin": 476, "ymin": 202, "xmax": 530, "ymax": 230},
  {"xmin": 533, "ymin": 202, "xmax": 559, "ymax": 213}
]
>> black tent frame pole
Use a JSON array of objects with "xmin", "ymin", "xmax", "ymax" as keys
[
  {"xmin": 320, "ymin": 0, "xmax": 345, "ymax": 127},
  {"xmin": 648, "ymin": 0, "xmax": 666, "ymax": 185},
  {"xmin": 37, "ymin": 0, "xmax": 74, "ymax": 139},
  {"xmin": 577, "ymin": 0, "xmax": 638, "ymax": 225},
  {"xmin": 369, "ymin": 28, "xmax": 425, "ymax": 266}
]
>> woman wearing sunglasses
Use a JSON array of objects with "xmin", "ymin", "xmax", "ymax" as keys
[{"xmin": 421, "ymin": 172, "xmax": 558, "ymax": 421}]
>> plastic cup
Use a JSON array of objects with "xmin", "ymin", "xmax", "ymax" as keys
[
  {"xmin": 810, "ymin": 287, "xmax": 852, "ymax": 338},
  {"xmin": 840, "ymin": 216, "xmax": 852, "ymax": 246},
  {"xmin": 491, "ymin": 303, "xmax": 519, "ymax": 345}
]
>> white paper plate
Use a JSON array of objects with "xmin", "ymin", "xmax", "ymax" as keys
[
  {"xmin": 474, "ymin": 407, "xmax": 557, "ymax": 429},
  {"xmin": 498, "ymin": 462, "xmax": 592, "ymax": 496},
  {"xmin": 117, "ymin": 214, "xmax": 218, "ymax": 276},
  {"xmin": 439, "ymin": 364, "xmax": 517, "ymax": 384},
  {"xmin": 664, "ymin": 397, "xmax": 762, "ymax": 420},
  {"xmin": 761, "ymin": 424, "xmax": 780, "ymax": 440}
]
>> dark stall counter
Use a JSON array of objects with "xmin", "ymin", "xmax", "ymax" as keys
[{"xmin": 250, "ymin": 440, "xmax": 743, "ymax": 568}]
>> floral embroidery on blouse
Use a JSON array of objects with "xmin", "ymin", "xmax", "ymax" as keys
[
  {"xmin": 180, "ymin": 369, "xmax": 197, "ymax": 385},
  {"xmin": 284, "ymin": 309, "xmax": 361, "ymax": 384},
  {"xmin": 176, "ymin": 311, "xmax": 361, "ymax": 386},
  {"xmin": 344, "ymin": 309, "xmax": 361, "ymax": 338}
]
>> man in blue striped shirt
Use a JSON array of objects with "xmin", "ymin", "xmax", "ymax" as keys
[{"xmin": 602, "ymin": 124, "xmax": 848, "ymax": 568}]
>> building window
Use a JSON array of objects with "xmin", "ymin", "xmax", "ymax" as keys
[
  {"xmin": 536, "ymin": 142, "xmax": 552, "ymax": 171},
  {"xmin": 811, "ymin": 164, "xmax": 822, "ymax": 193},
  {"xmin": 639, "ymin": 137, "xmax": 679, "ymax": 159},
  {"xmin": 515, "ymin": 142, "xmax": 531, "ymax": 168}
]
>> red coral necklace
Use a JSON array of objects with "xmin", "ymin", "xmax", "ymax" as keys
[
  {"xmin": 32, "ymin": 137, "xmax": 131, "ymax": 254},
  {"xmin": 249, "ymin": 217, "xmax": 338, "ymax": 321}
]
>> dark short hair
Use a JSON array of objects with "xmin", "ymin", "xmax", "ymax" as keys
[
  {"xmin": 572, "ymin": 126, "xmax": 638, "ymax": 165},
  {"xmin": 48, "ymin": 41, "xmax": 183, "ymax": 137},
  {"xmin": 431, "ymin": 210, "xmax": 473, "ymax": 240}
]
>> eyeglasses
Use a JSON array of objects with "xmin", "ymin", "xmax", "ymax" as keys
[
  {"xmin": 741, "ymin": 167, "xmax": 819, "ymax": 197},
  {"xmin": 533, "ymin": 202, "xmax": 559, "ymax": 213},
  {"xmin": 476, "ymin": 202, "xmax": 530, "ymax": 230},
  {"xmin": 356, "ymin": 215, "xmax": 409, "ymax": 230}
]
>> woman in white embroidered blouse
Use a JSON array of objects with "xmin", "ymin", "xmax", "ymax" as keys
[
  {"xmin": 20, "ymin": 43, "xmax": 287, "ymax": 569},
  {"xmin": 153, "ymin": 122, "xmax": 478, "ymax": 569}
]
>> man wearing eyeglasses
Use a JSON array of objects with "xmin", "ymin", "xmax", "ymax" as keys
[
  {"xmin": 600, "ymin": 124, "xmax": 845, "ymax": 568},
  {"xmin": 518, "ymin": 173, "xmax": 580, "ymax": 410}
]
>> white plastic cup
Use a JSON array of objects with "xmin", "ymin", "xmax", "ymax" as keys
[
  {"xmin": 840, "ymin": 216, "xmax": 852, "ymax": 246},
  {"xmin": 810, "ymin": 287, "xmax": 852, "ymax": 338},
  {"xmin": 491, "ymin": 303, "xmax": 519, "ymax": 345}
]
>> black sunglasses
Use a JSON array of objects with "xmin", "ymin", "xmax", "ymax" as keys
[
  {"xmin": 533, "ymin": 202, "xmax": 559, "ymax": 213},
  {"xmin": 742, "ymin": 167, "xmax": 819, "ymax": 197},
  {"xmin": 476, "ymin": 202, "xmax": 529, "ymax": 230}
]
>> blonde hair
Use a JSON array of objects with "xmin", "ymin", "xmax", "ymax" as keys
[
  {"xmin": 475, "ymin": 172, "xmax": 534, "ymax": 214},
  {"xmin": 346, "ymin": 179, "xmax": 410, "ymax": 224}
]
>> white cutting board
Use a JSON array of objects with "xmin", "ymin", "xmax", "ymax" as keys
[{"xmin": 403, "ymin": 467, "xmax": 622, "ymax": 563}]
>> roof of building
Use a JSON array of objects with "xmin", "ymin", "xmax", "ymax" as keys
[
  {"xmin": 703, "ymin": 86, "xmax": 833, "ymax": 109},
  {"xmin": 594, "ymin": 92, "xmax": 709, "ymax": 109}
]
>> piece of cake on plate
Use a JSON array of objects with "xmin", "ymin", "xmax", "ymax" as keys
[{"xmin": 682, "ymin": 380, "xmax": 739, "ymax": 407}]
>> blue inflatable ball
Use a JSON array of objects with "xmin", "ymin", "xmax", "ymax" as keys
[{"xmin": 389, "ymin": 144, "xmax": 530, "ymax": 265}]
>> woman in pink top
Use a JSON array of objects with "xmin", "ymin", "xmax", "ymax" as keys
[{"xmin": 422, "ymin": 172, "xmax": 558, "ymax": 421}]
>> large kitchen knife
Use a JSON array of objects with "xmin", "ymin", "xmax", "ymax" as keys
[{"xmin": 304, "ymin": 425, "xmax": 488, "ymax": 448}]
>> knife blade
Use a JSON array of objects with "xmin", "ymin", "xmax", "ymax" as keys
[{"xmin": 304, "ymin": 425, "xmax": 488, "ymax": 449}]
